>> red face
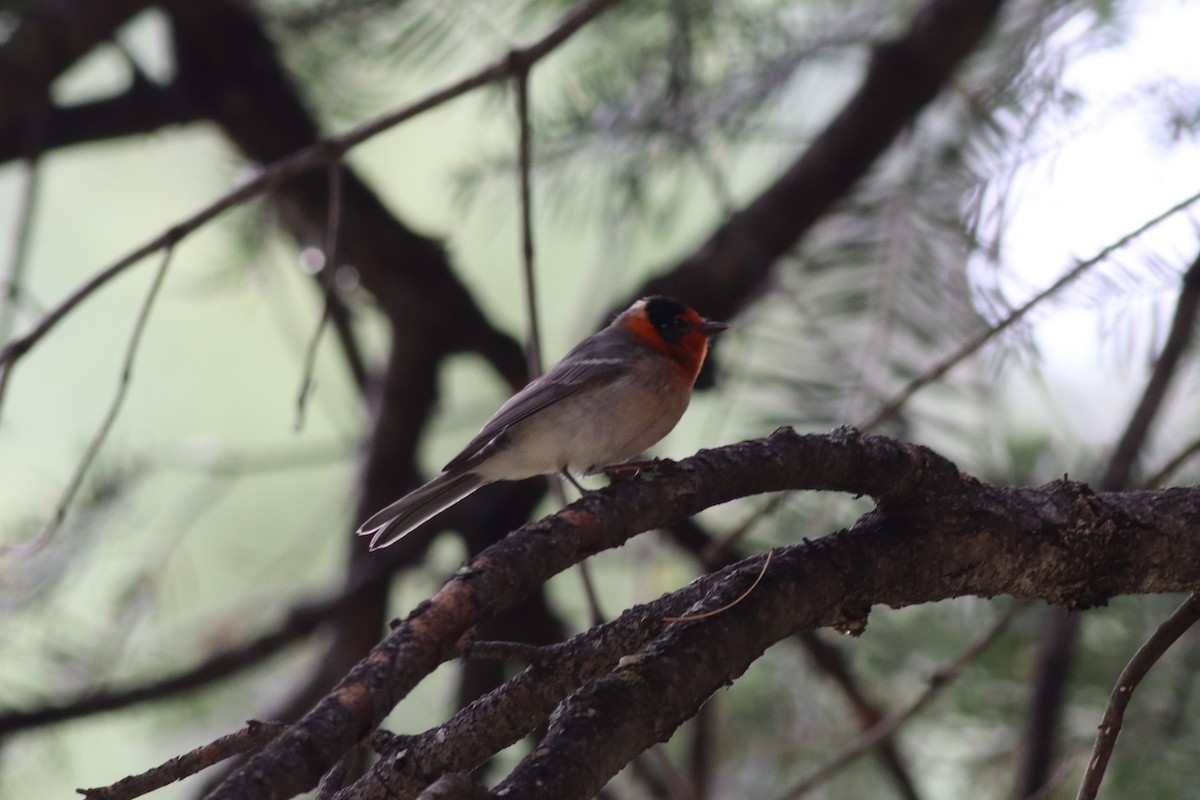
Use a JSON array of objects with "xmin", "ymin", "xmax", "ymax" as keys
[{"xmin": 624, "ymin": 298, "xmax": 727, "ymax": 382}]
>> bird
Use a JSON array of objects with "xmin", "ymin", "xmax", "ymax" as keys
[{"xmin": 356, "ymin": 295, "xmax": 728, "ymax": 550}]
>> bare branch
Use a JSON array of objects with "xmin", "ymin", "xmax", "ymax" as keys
[
  {"xmin": 778, "ymin": 603, "xmax": 1025, "ymax": 799},
  {"xmin": 860, "ymin": 189, "xmax": 1200, "ymax": 431},
  {"xmin": 333, "ymin": 579, "xmax": 720, "ymax": 800},
  {"xmin": 207, "ymin": 428, "xmax": 1200, "ymax": 800},
  {"xmin": 634, "ymin": 0, "xmax": 1008, "ymax": 323},
  {"xmin": 1075, "ymin": 593, "xmax": 1200, "ymax": 800},
  {"xmin": 0, "ymin": 77, "xmax": 204, "ymax": 164},
  {"xmin": 0, "ymin": 0, "xmax": 624, "ymax": 410},
  {"xmin": 4, "ymin": 243, "xmax": 175, "ymax": 556},
  {"xmin": 461, "ymin": 639, "xmax": 562, "ymax": 667},
  {"xmin": 0, "ymin": 137, "xmax": 43, "ymax": 344},
  {"xmin": 513, "ymin": 64, "xmax": 541, "ymax": 378},
  {"xmin": 295, "ymin": 160, "xmax": 347, "ymax": 431},
  {"xmin": 78, "ymin": 720, "xmax": 288, "ymax": 800},
  {"xmin": 1020, "ymin": 246, "xmax": 1200, "ymax": 796},
  {"xmin": 1100, "ymin": 252, "xmax": 1200, "ymax": 490},
  {"xmin": 0, "ymin": 559, "xmax": 391, "ymax": 737}
]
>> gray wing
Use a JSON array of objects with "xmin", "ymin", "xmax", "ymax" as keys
[{"xmin": 443, "ymin": 336, "xmax": 632, "ymax": 473}]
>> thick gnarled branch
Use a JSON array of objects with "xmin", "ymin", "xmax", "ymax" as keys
[{"xmin": 205, "ymin": 428, "xmax": 1200, "ymax": 800}]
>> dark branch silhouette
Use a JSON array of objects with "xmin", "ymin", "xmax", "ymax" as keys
[
  {"xmin": 630, "ymin": 0, "xmax": 1008, "ymax": 323},
  {"xmin": 0, "ymin": 0, "xmax": 155, "ymax": 133}
]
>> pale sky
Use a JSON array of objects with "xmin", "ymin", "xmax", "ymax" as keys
[{"xmin": 993, "ymin": 0, "xmax": 1200, "ymax": 432}]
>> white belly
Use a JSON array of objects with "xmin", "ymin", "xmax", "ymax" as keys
[{"xmin": 472, "ymin": 369, "xmax": 690, "ymax": 480}]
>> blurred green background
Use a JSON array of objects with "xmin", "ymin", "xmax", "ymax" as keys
[{"xmin": 3, "ymin": 1, "xmax": 1200, "ymax": 798}]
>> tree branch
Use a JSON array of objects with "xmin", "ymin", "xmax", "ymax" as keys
[
  {"xmin": 1075, "ymin": 593, "xmax": 1200, "ymax": 800},
  {"xmin": 333, "ymin": 578, "xmax": 723, "ymax": 800},
  {"xmin": 204, "ymin": 428, "xmax": 1200, "ymax": 800},
  {"xmin": 0, "ymin": 0, "xmax": 625, "ymax": 406},
  {"xmin": 778, "ymin": 603, "xmax": 1024, "ymax": 799},
  {"xmin": 1101, "ymin": 252, "xmax": 1200, "ymax": 490},
  {"xmin": 0, "ymin": 75, "xmax": 203, "ymax": 164},
  {"xmin": 1019, "ymin": 248, "xmax": 1200, "ymax": 796},
  {"xmin": 667, "ymin": 518, "xmax": 921, "ymax": 800},
  {"xmin": 0, "ymin": 0, "xmax": 155, "ymax": 133},
  {"xmin": 79, "ymin": 720, "xmax": 289, "ymax": 800},
  {"xmin": 1055, "ymin": 251, "xmax": 1200, "ymax": 799},
  {"xmin": 4, "ymin": 243, "xmax": 175, "ymax": 556},
  {"xmin": 0, "ymin": 560, "xmax": 395, "ymax": 737},
  {"xmin": 631, "ymin": 0, "xmax": 1008, "ymax": 323}
]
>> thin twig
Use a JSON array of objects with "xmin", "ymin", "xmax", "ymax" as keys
[
  {"xmin": 0, "ymin": 555, "xmax": 390, "ymax": 737},
  {"xmin": 1075, "ymin": 593, "xmax": 1200, "ymax": 800},
  {"xmin": 1022, "ymin": 248, "xmax": 1200, "ymax": 796},
  {"xmin": 295, "ymin": 160, "xmax": 345, "ymax": 431},
  {"xmin": 1099, "ymin": 252, "xmax": 1200, "ymax": 490},
  {"xmin": 776, "ymin": 602, "xmax": 1025, "ymax": 799},
  {"xmin": 514, "ymin": 66, "xmax": 541, "ymax": 378},
  {"xmin": 664, "ymin": 549, "xmax": 774, "ymax": 623},
  {"xmin": 559, "ymin": 470, "xmax": 607, "ymax": 625},
  {"xmin": 515, "ymin": 57, "xmax": 603, "ymax": 634},
  {"xmin": 77, "ymin": 720, "xmax": 288, "ymax": 800},
  {"xmin": 3, "ymin": 243, "xmax": 176, "ymax": 558},
  {"xmin": 648, "ymin": 745, "xmax": 698, "ymax": 800},
  {"xmin": 0, "ymin": 0, "xmax": 624, "ymax": 414},
  {"xmin": 858, "ymin": 188, "xmax": 1200, "ymax": 431},
  {"xmin": 0, "ymin": 151, "xmax": 42, "ymax": 345},
  {"xmin": 1142, "ymin": 435, "xmax": 1200, "ymax": 488},
  {"xmin": 714, "ymin": 194, "xmax": 1200, "ymax": 553}
]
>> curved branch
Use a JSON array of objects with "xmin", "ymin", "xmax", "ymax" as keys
[
  {"xmin": 1075, "ymin": 593, "xmax": 1200, "ymax": 800},
  {"xmin": 1019, "ymin": 247, "xmax": 1200, "ymax": 795},
  {"xmin": 332, "ymin": 576, "xmax": 724, "ymax": 800},
  {"xmin": 205, "ymin": 428, "xmax": 1200, "ymax": 800}
]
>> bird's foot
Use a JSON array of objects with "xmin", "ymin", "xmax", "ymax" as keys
[{"xmin": 603, "ymin": 457, "xmax": 674, "ymax": 480}]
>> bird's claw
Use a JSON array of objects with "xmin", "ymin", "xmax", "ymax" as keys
[{"xmin": 603, "ymin": 457, "xmax": 674, "ymax": 480}]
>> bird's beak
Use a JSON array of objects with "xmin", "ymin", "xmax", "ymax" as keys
[{"xmin": 699, "ymin": 318, "xmax": 729, "ymax": 336}]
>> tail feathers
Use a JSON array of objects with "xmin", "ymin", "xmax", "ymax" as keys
[{"xmin": 357, "ymin": 471, "xmax": 485, "ymax": 550}]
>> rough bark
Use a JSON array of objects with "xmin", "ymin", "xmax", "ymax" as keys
[{"xmin": 207, "ymin": 429, "xmax": 1200, "ymax": 800}]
